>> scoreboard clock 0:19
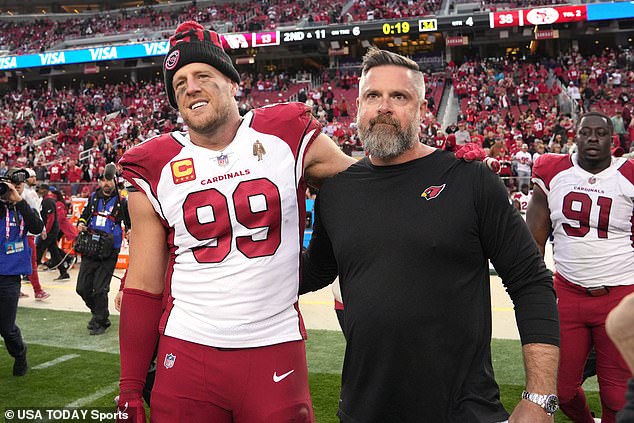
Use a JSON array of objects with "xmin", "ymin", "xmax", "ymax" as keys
[{"xmin": 382, "ymin": 21, "xmax": 411, "ymax": 35}]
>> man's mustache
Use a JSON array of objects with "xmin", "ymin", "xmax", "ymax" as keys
[{"xmin": 369, "ymin": 115, "xmax": 400, "ymax": 129}]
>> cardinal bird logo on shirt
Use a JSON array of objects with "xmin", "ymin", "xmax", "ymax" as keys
[{"xmin": 421, "ymin": 184, "xmax": 446, "ymax": 201}]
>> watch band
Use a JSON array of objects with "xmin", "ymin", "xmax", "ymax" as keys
[{"xmin": 521, "ymin": 390, "xmax": 559, "ymax": 415}]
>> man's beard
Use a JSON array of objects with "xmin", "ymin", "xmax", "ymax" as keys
[
  {"xmin": 358, "ymin": 114, "xmax": 419, "ymax": 160},
  {"xmin": 185, "ymin": 104, "xmax": 230, "ymax": 135}
]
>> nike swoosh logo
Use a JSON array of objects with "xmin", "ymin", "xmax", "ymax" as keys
[{"xmin": 273, "ymin": 369, "xmax": 295, "ymax": 382}]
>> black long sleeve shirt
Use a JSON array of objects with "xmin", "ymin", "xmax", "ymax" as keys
[{"xmin": 302, "ymin": 150, "xmax": 559, "ymax": 423}]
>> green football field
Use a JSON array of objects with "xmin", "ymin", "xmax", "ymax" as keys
[{"xmin": 1, "ymin": 308, "xmax": 600, "ymax": 422}]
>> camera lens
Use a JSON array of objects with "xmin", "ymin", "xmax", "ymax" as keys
[{"xmin": 0, "ymin": 182, "xmax": 8, "ymax": 197}]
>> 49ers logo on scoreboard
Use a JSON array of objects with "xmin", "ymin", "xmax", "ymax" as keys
[{"xmin": 171, "ymin": 158, "xmax": 196, "ymax": 184}]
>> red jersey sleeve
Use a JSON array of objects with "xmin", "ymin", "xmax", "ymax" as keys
[
  {"xmin": 250, "ymin": 102, "xmax": 322, "ymax": 162},
  {"xmin": 532, "ymin": 153, "xmax": 573, "ymax": 193},
  {"xmin": 119, "ymin": 134, "xmax": 184, "ymax": 198}
]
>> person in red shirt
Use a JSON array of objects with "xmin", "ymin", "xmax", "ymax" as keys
[
  {"xmin": 567, "ymin": 66, "xmax": 579, "ymax": 85},
  {"xmin": 470, "ymin": 131, "xmax": 484, "ymax": 147},
  {"xmin": 490, "ymin": 138, "xmax": 513, "ymax": 182},
  {"xmin": 66, "ymin": 159, "xmax": 83, "ymax": 195},
  {"xmin": 48, "ymin": 160, "xmax": 62, "ymax": 183},
  {"xmin": 549, "ymin": 83, "xmax": 562, "ymax": 99}
]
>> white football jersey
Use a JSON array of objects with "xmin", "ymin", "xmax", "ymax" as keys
[
  {"xmin": 511, "ymin": 190, "xmax": 532, "ymax": 213},
  {"xmin": 121, "ymin": 103, "xmax": 319, "ymax": 348},
  {"xmin": 532, "ymin": 153, "xmax": 634, "ymax": 288}
]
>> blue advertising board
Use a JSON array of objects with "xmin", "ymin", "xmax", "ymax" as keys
[
  {"xmin": 586, "ymin": 2, "xmax": 634, "ymax": 21},
  {"xmin": 0, "ymin": 40, "xmax": 170, "ymax": 71}
]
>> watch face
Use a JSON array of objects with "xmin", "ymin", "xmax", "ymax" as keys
[{"xmin": 545, "ymin": 395, "xmax": 559, "ymax": 413}]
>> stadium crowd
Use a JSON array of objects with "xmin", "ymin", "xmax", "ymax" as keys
[
  {"xmin": 1, "ymin": 47, "xmax": 633, "ymax": 200},
  {"xmin": 430, "ymin": 47, "xmax": 634, "ymax": 193}
]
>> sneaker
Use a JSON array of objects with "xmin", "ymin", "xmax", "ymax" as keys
[
  {"xmin": 13, "ymin": 346, "xmax": 27, "ymax": 376},
  {"xmin": 89, "ymin": 319, "xmax": 111, "ymax": 335},
  {"xmin": 19, "ymin": 291, "xmax": 29, "ymax": 299},
  {"xmin": 54, "ymin": 273, "xmax": 71, "ymax": 281},
  {"xmin": 90, "ymin": 325, "xmax": 107, "ymax": 336},
  {"xmin": 87, "ymin": 317, "xmax": 97, "ymax": 330},
  {"xmin": 35, "ymin": 291, "xmax": 51, "ymax": 301}
]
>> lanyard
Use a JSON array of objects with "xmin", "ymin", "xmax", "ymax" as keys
[{"xmin": 5, "ymin": 207, "xmax": 24, "ymax": 241}]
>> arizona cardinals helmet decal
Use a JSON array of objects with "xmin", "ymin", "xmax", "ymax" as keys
[{"xmin": 421, "ymin": 184, "xmax": 446, "ymax": 200}]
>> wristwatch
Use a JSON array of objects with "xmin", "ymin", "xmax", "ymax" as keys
[{"xmin": 521, "ymin": 390, "xmax": 559, "ymax": 415}]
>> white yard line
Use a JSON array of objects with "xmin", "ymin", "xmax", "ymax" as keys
[
  {"xmin": 32, "ymin": 354, "xmax": 80, "ymax": 370},
  {"xmin": 65, "ymin": 382, "xmax": 119, "ymax": 408}
]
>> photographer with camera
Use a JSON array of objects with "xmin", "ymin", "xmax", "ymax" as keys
[
  {"xmin": 76, "ymin": 163, "xmax": 130, "ymax": 335},
  {"xmin": 1, "ymin": 168, "xmax": 44, "ymax": 376}
]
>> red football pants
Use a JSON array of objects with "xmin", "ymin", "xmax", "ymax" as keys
[
  {"xmin": 150, "ymin": 336, "xmax": 314, "ymax": 423},
  {"xmin": 555, "ymin": 273, "xmax": 634, "ymax": 423},
  {"xmin": 27, "ymin": 236, "xmax": 43, "ymax": 294}
]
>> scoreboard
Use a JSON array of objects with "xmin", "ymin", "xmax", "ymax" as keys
[
  {"xmin": 0, "ymin": 2, "xmax": 632, "ymax": 71},
  {"xmin": 279, "ymin": 18, "xmax": 441, "ymax": 45},
  {"xmin": 489, "ymin": 5, "xmax": 587, "ymax": 28}
]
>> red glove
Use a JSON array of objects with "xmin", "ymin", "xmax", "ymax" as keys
[
  {"xmin": 455, "ymin": 142, "xmax": 486, "ymax": 162},
  {"xmin": 483, "ymin": 157, "xmax": 501, "ymax": 174},
  {"xmin": 116, "ymin": 393, "xmax": 146, "ymax": 423}
]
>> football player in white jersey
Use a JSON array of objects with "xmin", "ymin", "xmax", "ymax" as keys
[
  {"xmin": 116, "ymin": 22, "xmax": 355, "ymax": 422},
  {"xmin": 511, "ymin": 183, "xmax": 532, "ymax": 214},
  {"xmin": 528, "ymin": 112, "xmax": 634, "ymax": 423}
]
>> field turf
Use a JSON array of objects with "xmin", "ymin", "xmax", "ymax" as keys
[{"xmin": 1, "ymin": 308, "xmax": 600, "ymax": 422}]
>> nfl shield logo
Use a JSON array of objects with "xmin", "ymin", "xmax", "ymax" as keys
[
  {"xmin": 217, "ymin": 153, "xmax": 229, "ymax": 167},
  {"xmin": 164, "ymin": 353, "xmax": 176, "ymax": 369}
]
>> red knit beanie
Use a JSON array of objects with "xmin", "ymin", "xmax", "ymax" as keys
[{"xmin": 163, "ymin": 21, "xmax": 240, "ymax": 108}]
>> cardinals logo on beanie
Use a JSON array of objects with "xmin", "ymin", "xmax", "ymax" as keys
[{"xmin": 163, "ymin": 21, "xmax": 241, "ymax": 109}]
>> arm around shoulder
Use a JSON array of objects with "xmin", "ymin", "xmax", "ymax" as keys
[{"xmin": 304, "ymin": 133, "xmax": 356, "ymax": 189}]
